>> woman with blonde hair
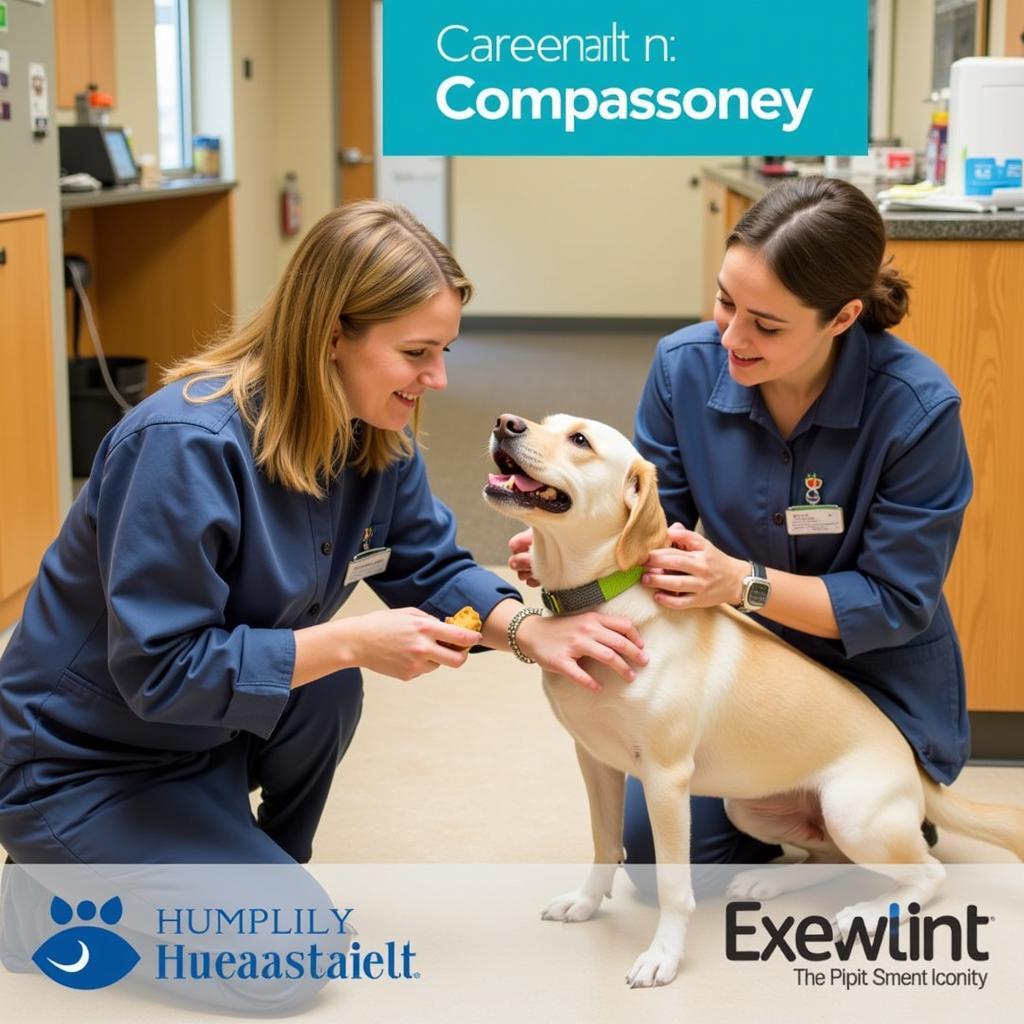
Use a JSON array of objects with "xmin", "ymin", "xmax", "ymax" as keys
[{"xmin": 0, "ymin": 200, "xmax": 646, "ymax": 865}]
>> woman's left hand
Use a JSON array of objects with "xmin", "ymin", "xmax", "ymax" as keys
[
  {"xmin": 642, "ymin": 522, "xmax": 748, "ymax": 610},
  {"xmin": 514, "ymin": 612, "xmax": 648, "ymax": 692}
]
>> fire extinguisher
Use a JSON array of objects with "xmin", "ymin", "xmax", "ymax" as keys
[{"xmin": 281, "ymin": 172, "xmax": 301, "ymax": 236}]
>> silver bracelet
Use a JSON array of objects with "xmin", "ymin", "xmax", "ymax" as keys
[{"xmin": 507, "ymin": 606, "xmax": 544, "ymax": 664}]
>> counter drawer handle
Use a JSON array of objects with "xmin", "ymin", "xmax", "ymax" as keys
[
  {"xmin": 0, "ymin": 247, "xmax": 6, "ymax": 266},
  {"xmin": 709, "ymin": 200, "xmax": 721, "ymax": 214}
]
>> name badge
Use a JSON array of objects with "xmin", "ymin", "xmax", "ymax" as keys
[
  {"xmin": 344, "ymin": 547, "xmax": 392, "ymax": 585},
  {"xmin": 785, "ymin": 505, "xmax": 845, "ymax": 536}
]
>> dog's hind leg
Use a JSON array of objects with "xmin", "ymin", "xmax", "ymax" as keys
[
  {"xmin": 541, "ymin": 742, "xmax": 624, "ymax": 924},
  {"xmin": 625, "ymin": 760, "xmax": 696, "ymax": 988},
  {"xmin": 820, "ymin": 778, "xmax": 945, "ymax": 938}
]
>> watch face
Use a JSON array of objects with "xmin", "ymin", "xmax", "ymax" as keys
[{"xmin": 747, "ymin": 581, "xmax": 771, "ymax": 607}]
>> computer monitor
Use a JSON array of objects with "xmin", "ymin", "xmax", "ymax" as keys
[
  {"xmin": 102, "ymin": 128, "xmax": 139, "ymax": 184},
  {"xmin": 59, "ymin": 125, "xmax": 141, "ymax": 186}
]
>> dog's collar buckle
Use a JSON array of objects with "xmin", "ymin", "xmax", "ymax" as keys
[{"xmin": 541, "ymin": 566, "xmax": 644, "ymax": 616}]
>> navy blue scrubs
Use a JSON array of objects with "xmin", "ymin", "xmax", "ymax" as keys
[
  {"xmin": 0, "ymin": 378, "xmax": 519, "ymax": 864},
  {"xmin": 624, "ymin": 321, "xmax": 973, "ymax": 876}
]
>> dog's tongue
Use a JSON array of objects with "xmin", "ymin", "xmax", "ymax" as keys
[
  {"xmin": 512, "ymin": 474, "xmax": 543, "ymax": 492},
  {"xmin": 487, "ymin": 473, "xmax": 545, "ymax": 492}
]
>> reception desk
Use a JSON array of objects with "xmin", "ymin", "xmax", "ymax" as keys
[{"xmin": 61, "ymin": 178, "xmax": 236, "ymax": 382}]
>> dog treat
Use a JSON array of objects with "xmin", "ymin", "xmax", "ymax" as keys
[{"xmin": 440, "ymin": 606, "xmax": 482, "ymax": 650}]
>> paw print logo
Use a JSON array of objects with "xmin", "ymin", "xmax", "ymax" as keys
[{"xmin": 32, "ymin": 896, "xmax": 140, "ymax": 990}]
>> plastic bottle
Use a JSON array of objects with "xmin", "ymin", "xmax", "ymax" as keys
[{"xmin": 925, "ymin": 110, "xmax": 949, "ymax": 185}]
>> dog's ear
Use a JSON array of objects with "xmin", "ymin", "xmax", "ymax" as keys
[{"xmin": 615, "ymin": 459, "xmax": 667, "ymax": 570}]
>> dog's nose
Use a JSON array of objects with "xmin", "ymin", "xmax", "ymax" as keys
[{"xmin": 494, "ymin": 414, "xmax": 527, "ymax": 438}]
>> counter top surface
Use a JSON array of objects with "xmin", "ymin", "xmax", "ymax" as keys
[
  {"xmin": 703, "ymin": 165, "xmax": 1024, "ymax": 241},
  {"xmin": 61, "ymin": 177, "xmax": 236, "ymax": 210}
]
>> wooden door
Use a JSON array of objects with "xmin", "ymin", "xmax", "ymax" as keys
[
  {"xmin": 0, "ymin": 212, "xmax": 60, "ymax": 626},
  {"xmin": 702, "ymin": 181, "xmax": 754, "ymax": 319},
  {"xmin": 701, "ymin": 180, "xmax": 728, "ymax": 320},
  {"xmin": 337, "ymin": 0, "xmax": 375, "ymax": 201}
]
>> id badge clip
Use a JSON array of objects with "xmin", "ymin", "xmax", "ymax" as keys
[{"xmin": 786, "ymin": 471, "xmax": 845, "ymax": 535}]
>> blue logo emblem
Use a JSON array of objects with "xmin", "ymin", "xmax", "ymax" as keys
[{"xmin": 32, "ymin": 895, "xmax": 141, "ymax": 990}]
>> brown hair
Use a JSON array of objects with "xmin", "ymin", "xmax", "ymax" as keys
[
  {"xmin": 726, "ymin": 176, "xmax": 910, "ymax": 332},
  {"xmin": 164, "ymin": 200, "xmax": 472, "ymax": 496}
]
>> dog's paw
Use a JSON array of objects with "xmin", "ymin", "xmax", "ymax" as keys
[
  {"xmin": 625, "ymin": 942, "xmax": 682, "ymax": 988},
  {"xmin": 832, "ymin": 898, "xmax": 892, "ymax": 941},
  {"xmin": 540, "ymin": 888, "xmax": 603, "ymax": 923},
  {"xmin": 726, "ymin": 868, "xmax": 786, "ymax": 901}
]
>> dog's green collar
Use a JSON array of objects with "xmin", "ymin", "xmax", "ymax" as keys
[{"xmin": 541, "ymin": 566, "xmax": 644, "ymax": 615}]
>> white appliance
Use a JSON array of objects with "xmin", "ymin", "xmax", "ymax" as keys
[{"xmin": 946, "ymin": 57, "xmax": 1024, "ymax": 198}]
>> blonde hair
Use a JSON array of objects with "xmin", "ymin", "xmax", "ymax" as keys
[{"xmin": 163, "ymin": 200, "xmax": 472, "ymax": 496}]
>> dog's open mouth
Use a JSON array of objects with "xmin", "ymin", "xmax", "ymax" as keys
[{"xmin": 485, "ymin": 448, "xmax": 572, "ymax": 513}]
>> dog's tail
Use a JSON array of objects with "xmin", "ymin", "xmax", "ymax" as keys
[{"xmin": 920, "ymin": 771, "xmax": 1024, "ymax": 860}]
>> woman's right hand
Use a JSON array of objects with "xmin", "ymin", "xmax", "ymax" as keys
[
  {"xmin": 339, "ymin": 608, "xmax": 481, "ymax": 681},
  {"xmin": 508, "ymin": 528, "xmax": 539, "ymax": 588}
]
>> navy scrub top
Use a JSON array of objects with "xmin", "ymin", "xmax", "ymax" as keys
[
  {"xmin": 0, "ymin": 378, "xmax": 520, "ymax": 787},
  {"xmin": 635, "ymin": 321, "xmax": 973, "ymax": 784}
]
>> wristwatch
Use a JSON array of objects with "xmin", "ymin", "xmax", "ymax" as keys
[{"xmin": 736, "ymin": 561, "xmax": 771, "ymax": 613}]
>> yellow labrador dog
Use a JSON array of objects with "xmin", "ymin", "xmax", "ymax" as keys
[{"xmin": 484, "ymin": 412, "xmax": 1024, "ymax": 988}]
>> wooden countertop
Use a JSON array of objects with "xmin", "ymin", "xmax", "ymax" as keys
[
  {"xmin": 703, "ymin": 165, "xmax": 1024, "ymax": 242},
  {"xmin": 61, "ymin": 177, "xmax": 236, "ymax": 211}
]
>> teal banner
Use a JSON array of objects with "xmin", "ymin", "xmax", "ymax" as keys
[{"xmin": 383, "ymin": 0, "xmax": 868, "ymax": 156}]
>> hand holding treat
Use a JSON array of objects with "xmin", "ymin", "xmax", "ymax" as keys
[{"xmin": 440, "ymin": 606, "xmax": 482, "ymax": 651}]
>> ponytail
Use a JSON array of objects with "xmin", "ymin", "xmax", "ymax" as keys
[{"xmin": 861, "ymin": 258, "xmax": 911, "ymax": 331}]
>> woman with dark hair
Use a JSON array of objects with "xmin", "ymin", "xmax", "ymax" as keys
[{"xmin": 511, "ymin": 176, "xmax": 973, "ymax": 877}]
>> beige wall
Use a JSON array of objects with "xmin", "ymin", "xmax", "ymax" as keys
[
  {"xmin": 270, "ymin": 0, "xmax": 335, "ymax": 279},
  {"xmin": 890, "ymin": 0, "xmax": 936, "ymax": 152},
  {"xmin": 229, "ymin": 0, "xmax": 336, "ymax": 317},
  {"xmin": 229, "ymin": 0, "xmax": 276, "ymax": 317},
  {"xmin": 95, "ymin": 0, "xmax": 335, "ymax": 320},
  {"xmin": 113, "ymin": 0, "xmax": 160, "ymax": 162},
  {"xmin": 988, "ymin": 0, "xmax": 1008, "ymax": 55},
  {"xmin": 451, "ymin": 157, "xmax": 705, "ymax": 319}
]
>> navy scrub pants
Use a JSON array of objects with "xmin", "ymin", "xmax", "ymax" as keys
[
  {"xmin": 622, "ymin": 776, "xmax": 782, "ymax": 897},
  {"xmin": 0, "ymin": 670, "xmax": 363, "ymax": 1012},
  {"xmin": 0, "ymin": 667, "xmax": 364, "ymax": 865}
]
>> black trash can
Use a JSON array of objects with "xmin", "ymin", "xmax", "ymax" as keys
[{"xmin": 68, "ymin": 356, "xmax": 148, "ymax": 477}]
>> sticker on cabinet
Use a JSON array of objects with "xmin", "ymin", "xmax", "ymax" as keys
[{"xmin": 28, "ymin": 60, "xmax": 46, "ymax": 135}]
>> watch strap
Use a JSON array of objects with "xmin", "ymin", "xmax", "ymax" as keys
[{"xmin": 736, "ymin": 561, "xmax": 769, "ymax": 612}]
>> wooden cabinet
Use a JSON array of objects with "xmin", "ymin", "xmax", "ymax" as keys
[
  {"xmin": 887, "ymin": 239, "xmax": 1024, "ymax": 712},
  {"xmin": 54, "ymin": 0, "xmax": 116, "ymax": 109},
  {"xmin": 0, "ymin": 212, "xmax": 60, "ymax": 630},
  {"xmin": 61, "ymin": 186, "xmax": 236, "ymax": 385}
]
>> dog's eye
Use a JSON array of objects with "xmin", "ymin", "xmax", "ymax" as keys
[{"xmin": 569, "ymin": 432, "xmax": 591, "ymax": 449}]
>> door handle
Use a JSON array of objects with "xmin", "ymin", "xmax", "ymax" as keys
[{"xmin": 339, "ymin": 147, "xmax": 374, "ymax": 167}]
